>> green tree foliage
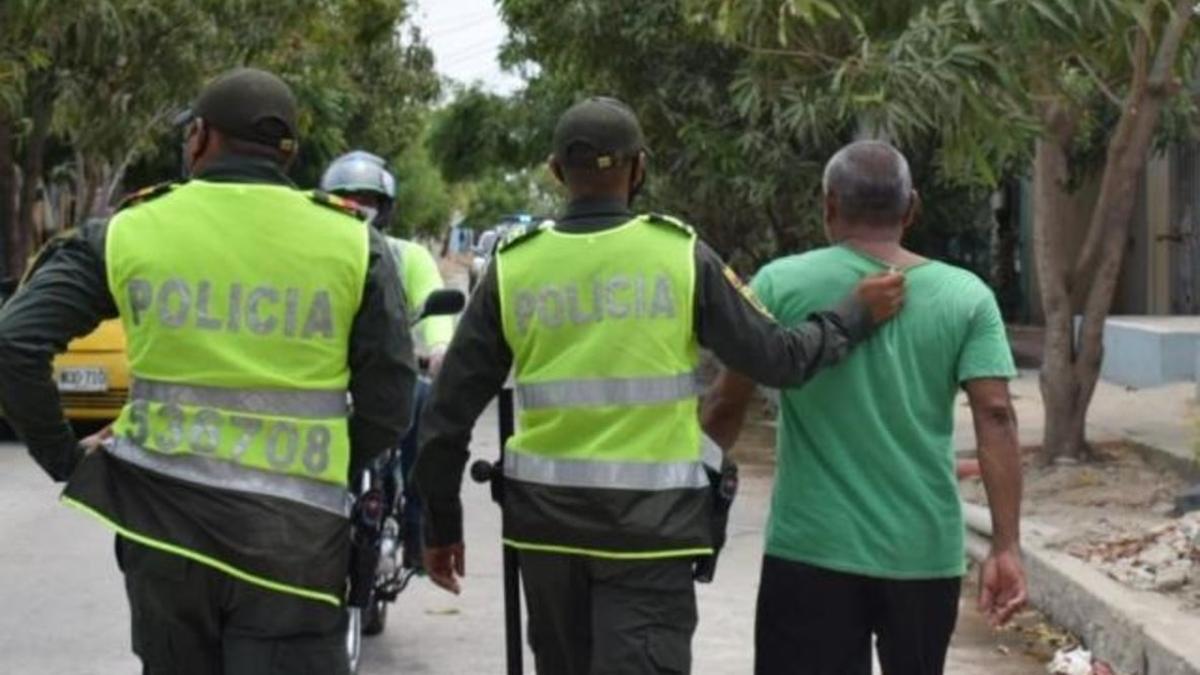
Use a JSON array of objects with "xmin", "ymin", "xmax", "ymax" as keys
[
  {"xmin": 427, "ymin": 87, "xmax": 543, "ymax": 183},
  {"xmin": 460, "ymin": 167, "xmax": 559, "ymax": 228},
  {"xmin": 250, "ymin": 0, "xmax": 439, "ymax": 187},
  {"xmin": 695, "ymin": 0, "xmax": 1198, "ymax": 459},
  {"xmin": 693, "ymin": 0, "xmax": 1196, "ymax": 187},
  {"xmin": 493, "ymin": 0, "xmax": 996, "ymax": 273},
  {"xmin": 392, "ymin": 133, "xmax": 454, "ymax": 238},
  {"xmin": 0, "ymin": 0, "xmax": 440, "ymax": 279},
  {"xmin": 425, "ymin": 84, "xmax": 562, "ymax": 231}
]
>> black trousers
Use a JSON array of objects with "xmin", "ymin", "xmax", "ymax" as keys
[
  {"xmin": 396, "ymin": 378, "xmax": 430, "ymax": 568},
  {"xmin": 116, "ymin": 538, "xmax": 348, "ymax": 675},
  {"xmin": 755, "ymin": 555, "xmax": 961, "ymax": 675},
  {"xmin": 519, "ymin": 551, "xmax": 698, "ymax": 675}
]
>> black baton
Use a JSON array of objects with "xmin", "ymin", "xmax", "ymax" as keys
[{"xmin": 470, "ymin": 387, "xmax": 522, "ymax": 675}]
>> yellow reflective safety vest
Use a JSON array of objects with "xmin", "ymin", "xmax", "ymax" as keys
[
  {"xmin": 385, "ymin": 236, "xmax": 454, "ymax": 352},
  {"xmin": 63, "ymin": 180, "xmax": 369, "ymax": 606},
  {"xmin": 496, "ymin": 214, "xmax": 720, "ymax": 559}
]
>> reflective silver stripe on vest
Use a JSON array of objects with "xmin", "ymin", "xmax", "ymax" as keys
[
  {"xmin": 131, "ymin": 378, "xmax": 348, "ymax": 419},
  {"xmin": 516, "ymin": 372, "xmax": 700, "ymax": 410},
  {"xmin": 105, "ymin": 437, "xmax": 352, "ymax": 517},
  {"xmin": 504, "ymin": 447, "xmax": 710, "ymax": 491}
]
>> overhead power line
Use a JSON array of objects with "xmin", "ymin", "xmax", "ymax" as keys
[
  {"xmin": 423, "ymin": 13, "xmax": 495, "ymax": 39},
  {"xmin": 437, "ymin": 38, "xmax": 505, "ymax": 70}
]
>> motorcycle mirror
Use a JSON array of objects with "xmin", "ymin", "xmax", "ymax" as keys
[{"xmin": 414, "ymin": 289, "xmax": 465, "ymax": 325}]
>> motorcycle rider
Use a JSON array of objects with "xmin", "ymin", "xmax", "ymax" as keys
[{"xmin": 321, "ymin": 150, "xmax": 453, "ymax": 569}]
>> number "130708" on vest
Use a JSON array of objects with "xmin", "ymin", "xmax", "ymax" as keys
[{"xmin": 123, "ymin": 400, "xmax": 334, "ymax": 478}]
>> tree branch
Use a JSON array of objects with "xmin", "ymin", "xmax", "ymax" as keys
[
  {"xmin": 1147, "ymin": 0, "xmax": 1195, "ymax": 90},
  {"xmin": 1042, "ymin": 100, "xmax": 1080, "ymax": 143},
  {"xmin": 1129, "ymin": 15, "xmax": 1150, "ymax": 98},
  {"xmin": 1071, "ymin": 0, "xmax": 1194, "ymax": 284},
  {"xmin": 730, "ymin": 39, "xmax": 845, "ymax": 66},
  {"xmin": 1073, "ymin": 54, "xmax": 1123, "ymax": 107}
]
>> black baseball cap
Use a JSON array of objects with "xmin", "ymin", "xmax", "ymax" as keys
[
  {"xmin": 553, "ymin": 97, "xmax": 646, "ymax": 170},
  {"xmin": 176, "ymin": 68, "xmax": 298, "ymax": 151}
]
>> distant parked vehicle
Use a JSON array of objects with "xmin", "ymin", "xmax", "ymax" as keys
[
  {"xmin": 468, "ymin": 214, "xmax": 538, "ymax": 291},
  {"xmin": 0, "ymin": 279, "xmax": 129, "ymax": 425}
]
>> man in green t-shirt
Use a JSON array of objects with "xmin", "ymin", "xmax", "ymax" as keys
[{"xmin": 703, "ymin": 140, "xmax": 1026, "ymax": 675}]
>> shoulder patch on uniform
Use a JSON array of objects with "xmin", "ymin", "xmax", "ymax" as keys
[
  {"xmin": 497, "ymin": 221, "xmax": 551, "ymax": 252},
  {"xmin": 310, "ymin": 190, "xmax": 369, "ymax": 220},
  {"xmin": 116, "ymin": 182, "xmax": 179, "ymax": 212},
  {"xmin": 723, "ymin": 265, "xmax": 774, "ymax": 319},
  {"xmin": 646, "ymin": 213, "xmax": 695, "ymax": 236}
]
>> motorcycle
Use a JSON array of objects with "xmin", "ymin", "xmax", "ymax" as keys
[{"xmin": 346, "ymin": 288, "xmax": 465, "ymax": 673}]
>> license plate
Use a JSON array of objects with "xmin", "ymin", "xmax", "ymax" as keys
[{"xmin": 56, "ymin": 367, "xmax": 108, "ymax": 392}]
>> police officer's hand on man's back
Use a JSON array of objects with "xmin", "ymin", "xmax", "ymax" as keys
[{"xmin": 854, "ymin": 271, "xmax": 905, "ymax": 324}]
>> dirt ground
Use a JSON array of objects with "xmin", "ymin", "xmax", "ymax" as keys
[{"xmin": 960, "ymin": 443, "xmax": 1200, "ymax": 616}]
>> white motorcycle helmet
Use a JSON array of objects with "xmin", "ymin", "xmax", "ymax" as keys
[{"xmin": 320, "ymin": 150, "xmax": 397, "ymax": 230}]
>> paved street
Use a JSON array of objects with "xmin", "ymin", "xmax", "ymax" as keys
[{"xmin": 0, "ymin": 404, "xmax": 1043, "ymax": 673}]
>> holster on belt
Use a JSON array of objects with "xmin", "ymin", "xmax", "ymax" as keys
[{"xmin": 694, "ymin": 459, "xmax": 738, "ymax": 583}]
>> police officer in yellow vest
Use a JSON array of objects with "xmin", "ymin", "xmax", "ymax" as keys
[
  {"xmin": 0, "ymin": 68, "xmax": 416, "ymax": 674},
  {"xmin": 413, "ymin": 97, "xmax": 905, "ymax": 674}
]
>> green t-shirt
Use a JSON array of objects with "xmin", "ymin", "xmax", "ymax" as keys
[{"xmin": 752, "ymin": 245, "xmax": 1016, "ymax": 579}]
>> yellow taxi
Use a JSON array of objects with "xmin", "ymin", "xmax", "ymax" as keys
[{"xmin": 52, "ymin": 319, "xmax": 129, "ymax": 421}]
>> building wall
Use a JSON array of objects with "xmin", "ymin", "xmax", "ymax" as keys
[
  {"xmin": 1168, "ymin": 141, "xmax": 1200, "ymax": 314},
  {"xmin": 1114, "ymin": 155, "xmax": 1156, "ymax": 315},
  {"xmin": 1145, "ymin": 152, "xmax": 1174, "ymax": 315}
]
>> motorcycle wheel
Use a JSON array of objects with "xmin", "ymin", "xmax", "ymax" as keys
[{"xmin": 363, "ymin": 598, "xmax": 388, "ymax": 636}]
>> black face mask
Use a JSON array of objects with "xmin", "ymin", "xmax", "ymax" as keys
[{"xmin": 370, "ymin": 203, "xmax": 394, "ymax": 232}]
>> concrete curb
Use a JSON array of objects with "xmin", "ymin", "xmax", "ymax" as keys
[
  {"xmin": 963, "ymin": 503, "xmax": 1200, "ymax": 675},
  {"xmin": 1123, "ymin": 439, "xmax": 1200, "ymax": 483}
]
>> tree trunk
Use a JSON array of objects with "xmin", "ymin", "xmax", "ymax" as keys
[
  {"xmin": 103, "ymin": 151, "xmax": 135, "ymax": 210},
  {"xmin": 69, "ymin": 152, "xmax": 85, "ymax": 232},
  {"xmin": 1036, "ymin": 0, "xmax": 1193, "ymax": 462},
  {"xmin": 70, "ymin": 150, "xmax": 101, "ymax": 231},
  {"xmin": 0, "ymin": 114, "xmax": 15, "ymax": 282},
  {"xmin": 1033, "ymin": 110, "xmax": 1089, "ymax": 461},
  {"xmin": 12, "ymin": 83, "xmax": 53, "ymax": 277}
]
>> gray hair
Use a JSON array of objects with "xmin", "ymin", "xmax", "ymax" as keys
[{"xmin": 821, "ymin": 140, "xmax": 913, "ymax": 224}]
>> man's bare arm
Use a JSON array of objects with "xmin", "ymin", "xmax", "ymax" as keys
[
  {"xmin": 966, "ymin": 378, "xmax": 1021, "ymax": 549},
  {"xmin": 965, "ymin": 377, "xmax": 1027, "ymax": 626},
  {"xmin": 701, "ymin": 369, "xmax": 757, "ymax": 451}
]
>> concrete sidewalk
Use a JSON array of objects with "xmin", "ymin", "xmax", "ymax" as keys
[{"xmin": 953, "ymin": 369, "xmax": 1197, "ymax": 468}]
